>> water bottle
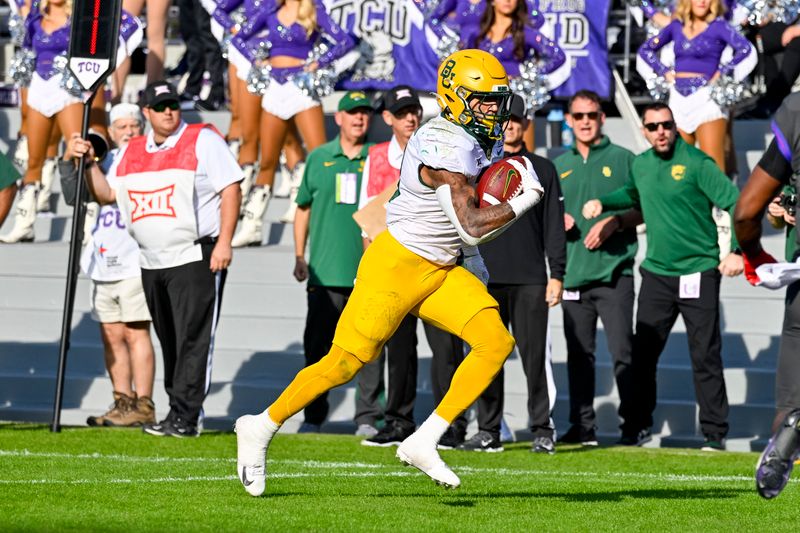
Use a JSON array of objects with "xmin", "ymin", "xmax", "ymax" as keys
[{"xmin": 561, "ymin": 117, "xmax": 574, "ymax": 148}]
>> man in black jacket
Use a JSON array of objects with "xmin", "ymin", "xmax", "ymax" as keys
[{"xmin": 457, "ymin": 95, "xmax": 567, "ymax": 453}]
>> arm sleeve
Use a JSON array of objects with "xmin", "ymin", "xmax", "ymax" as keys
[
  {"xmin": 230, "ymin": 9, "xmax": 268, "ymax": 60},
  {"xmin": 525, "ymin": 27, "xmax": 567, "ymax": 75},
  {"xmin": 696, "ymin": 157, "xmax": 741, "ymax": 248},
  {"xmin": 717, "ymin": 20, "xmax": 755, "ymax": 78},
  {"xmin": 638, "ymin": 22, "xmax": 675, "ymax": 76},
  {"xmin": 599, "ymin": 179, "xmax": 640, "ymax": 211},
  {"xmin": 527, "ymin": 1, "xmax": 544, "ymax": 29},
  {"xmin": 539, "ymin": 158, "xmax": 566, "ymax": 281},
  {"xmin": 416, "ymin": 127, "xmax": 480, "ymax": 177},
  {"xmin": 217, "ymin": 0, "xmax": 245, "ymax": 12},
  {"xmin": 315, "ymin": 2, "xmax": 356, "ymax": 68},
  {"xmin": 640, "ymin": 0, "xmax": 658, "ymax": 19},
  {"xmin": 197, "ymin": 128, "xmax": 245, "ymax": 193},
  {"xmin": 295, "ymin": 153, "xmax": 315, "ymax": 208},
  {"xmin": 758, "ymin": 139, "xmax": 794, "ymax": 185}
]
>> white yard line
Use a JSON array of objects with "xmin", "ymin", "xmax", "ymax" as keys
[{"xmin": 0, "ymin": 448, "xmax": 786, "ymax": 486}]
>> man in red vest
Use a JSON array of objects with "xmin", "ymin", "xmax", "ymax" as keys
[{"xmin": 83, "ymin": 81, "xmax": 243, "ymax": 438}]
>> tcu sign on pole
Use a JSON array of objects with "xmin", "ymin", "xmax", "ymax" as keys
[
  {"xmin": 68, "ymin": 0, "xmax": 123, "ymax": 92},
  {"xmin": 52, "ymin": 0, "xmax": 123, "ymax": 432}
]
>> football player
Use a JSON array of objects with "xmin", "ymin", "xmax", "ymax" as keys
[
  {"xmin": 734, "ymin": 92, "xmax": 800, "ymax": 499},
  {"xmin": 235, "ymin": 49, "xmax": 544, "ymax": 496}
]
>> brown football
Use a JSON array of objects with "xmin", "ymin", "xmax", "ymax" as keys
[{"xmin": 475, "ymin": 156, "xmax": 525, "ymax": 208}]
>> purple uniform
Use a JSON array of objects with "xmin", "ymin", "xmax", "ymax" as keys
[
  {"xmin": 212, "ymin": 0, "xmax": 245, "ymax": 31},
  {"xmin": 638, "ymin": 18, "xmax": 752, "ymax": 95},
  {"xmin": 230, "ymin": 0, "xmax": 354, "ymax": 82},
  {"xmin": 428, "ymin": 0, "xmax": 544, "ymax": 38},
  {"xmin": 463, "ymin": 24, "xmax": 565, "ymax": 77}
]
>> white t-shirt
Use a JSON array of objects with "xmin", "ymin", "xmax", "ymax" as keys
[{"xmin": 386, "ymin": 116, "xmax": 501, "ymax": 265}]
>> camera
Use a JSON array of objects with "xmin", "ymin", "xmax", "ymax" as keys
[{"xmin": 779, "ymin": 192, "xmax": 797, "ymax": 217}]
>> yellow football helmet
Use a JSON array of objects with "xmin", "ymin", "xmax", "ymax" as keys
[{"xmin": 436, "ymin": 49, "xmax": 512, "ymax": 141}]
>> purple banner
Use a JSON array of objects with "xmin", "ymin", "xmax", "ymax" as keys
[
  {"xmin": 540, "ymin": 0, "xmax": 611, "ymax": 98},
  {"xmin": 325, "ymin": 0, "xmax": 441, "ymax": 92}
]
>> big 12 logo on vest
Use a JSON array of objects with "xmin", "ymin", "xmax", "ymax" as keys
[{"xmin": 128, "ymin": 185, "xmax": 177, "ymax": 222}]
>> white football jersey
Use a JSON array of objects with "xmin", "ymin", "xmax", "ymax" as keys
[{"xmin": 386, "ymin": 116, "xmax": 502, "ymax": 265}]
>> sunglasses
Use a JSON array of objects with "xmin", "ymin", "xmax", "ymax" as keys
[
  {"xmin": 150, "ymin": 101, "xmax": 180, "ymax": 112},
  {"xmin": 643, "ymin": 120, "xmax": 675, "ymax": 132},
  {"xmin": 571, "ymin": 111, "xmax": 600, "ymax": 121}
]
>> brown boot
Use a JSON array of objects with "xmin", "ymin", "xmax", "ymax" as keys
[
  {"xmin": 87, "ymin": 392, "xmax": 135, "ymax": 427},
  {"xmin": 104, "ymin": 394, "xmax": 157, "ymax": 427}
]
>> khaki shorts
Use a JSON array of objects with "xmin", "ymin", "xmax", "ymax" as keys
[{"xmin": 90, "ymin": 277, "xmax": 152, "ymax": 324}]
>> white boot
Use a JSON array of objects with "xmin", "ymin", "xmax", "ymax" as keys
[
  {"xmin": 273, "ymin": 152, "xmax": 292, "ymax": 198},
  {"xmin": 279, "ymin": 161, "xmax": 305, "ymax": 224},
  {"xmin": 239, "ymin": 164, "xmax": 257, "ymax": 214},
  {"xmin": 83, "ymin": 202, "xmax": 99, "ymax": 246},
  {"xmin": 13, "ymin": 135, "xmax": 28, "ymax": 170},
  {"xmin": 37, "ymin": 158, "xmax": 57, "ymax": 214},
  {"xmin": 232, "ymin": 185, "xmax": 271, "ymax": 247},
  {"xmin": 0, "ymin": 182, "xmax": 38, "ymax": 243},
  {"xmin": 228, "ymin": 138, "xmax": 241, "ymax": 160}
]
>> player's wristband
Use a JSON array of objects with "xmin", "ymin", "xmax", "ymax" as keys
[{"xmin": 508, "ymin": 188, "xmax": 542, "ymax": 218}]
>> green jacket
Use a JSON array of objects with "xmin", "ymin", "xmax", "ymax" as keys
[
  {"xmin": 555, "ymin": 136, "xmax": 638, "ymax": 289},
  {"xmin": 599, "ymin": 138, "xmax": 739, "ymax": 277}
]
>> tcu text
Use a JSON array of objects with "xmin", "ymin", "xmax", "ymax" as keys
[
  {"xmin": 74, "ymin": 60, "xmax": 102, "ymax": 74},
  {"xmin": 128, "ymin": 185, "xmax": 177, "ymax": 222},
  {"xmin": 327, "ymin": 0, "xmax": 411, "ymax": 46}
]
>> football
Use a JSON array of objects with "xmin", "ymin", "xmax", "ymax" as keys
[{"xmin": 475, "ymin": 156, "xmax": 525, "ymax": 208}]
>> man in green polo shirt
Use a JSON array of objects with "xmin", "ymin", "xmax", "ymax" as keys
[
  {"xmin": 0, "ymin": 152, "xmax": 21, "ymax": 234},
  {"xmin": 554, "ymin": 90, "xmax": 641, "ymax": 447},
  {"xmin": 583, "ymin": 102, "xmax": 743, "ymax": 451},
  {"xmin": 292, "ymin": 91, "xmax": 373, "ymax": 433}
]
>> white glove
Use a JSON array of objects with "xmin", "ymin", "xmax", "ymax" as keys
[
  {"xmin": 507, "ymin": 156, "xmax": 544, "ymax": 217},
  {"xmin": 462, "ymin": 245, "xmax": 489, "ymax": 286}
]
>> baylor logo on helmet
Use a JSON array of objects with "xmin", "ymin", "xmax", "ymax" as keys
[{"xmin": 440, "ymin": 59, "xmax": 456, "ymax": 89}]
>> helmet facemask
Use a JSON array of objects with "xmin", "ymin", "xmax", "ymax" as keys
[{"xmin": 453, "ymin": 86, "xmax": 512, "ymax": 141}]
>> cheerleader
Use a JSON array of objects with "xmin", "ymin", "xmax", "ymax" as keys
[
  {"xmin": 1, "ymin": 0, "xmax": 142, "ymax": 243},
  {"xmin": 230, "ymin": 0, "xmax": 355, "ymax": 247},
  {"xmin": 463, "ymin": 0, "xmax": 569, "ymax": 150},
  {"xmin": 638, "ymin": 0, "xmax": 755, "ymax": 170}
]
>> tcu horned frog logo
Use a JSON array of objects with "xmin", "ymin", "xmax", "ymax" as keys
[{"xmin": 128, "ymin": 185, "xmax": 177, "ymax": 222}]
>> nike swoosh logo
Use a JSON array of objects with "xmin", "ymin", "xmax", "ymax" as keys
[
  {"xmin": 323, "ymin": 161, "xmax": 336, "ymax": 167},
  {"xmin": 241, "ymin": 466, "xmax": 253, "ymax": 486},
  {"xmin": 560, "ymin": 170, "xmax": 573, "ymax": 179},
  {"xmin": 480, "ymin": 439, "xmax": 492, "ymax": 447}
]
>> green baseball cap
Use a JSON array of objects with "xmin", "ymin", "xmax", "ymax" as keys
[{"xmin": 338, "ymin": 90, "xmax": 373, "ymax": 112}]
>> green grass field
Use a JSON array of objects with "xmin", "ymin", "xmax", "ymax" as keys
[{"xmin": 0, "ymin": 422, "xmax": 797, "ymax": 532}]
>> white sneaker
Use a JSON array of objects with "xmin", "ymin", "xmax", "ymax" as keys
[
  {"xmin": 235, "ymin": 414, "xmax": 270, "ymax": 497},
  {"xmin": 396, "ymin": 432, "xmax": 461, "ymax": 488}
]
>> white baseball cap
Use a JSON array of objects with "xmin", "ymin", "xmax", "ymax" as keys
[{"xmin": 109, "ymin": 103, "xmax": 143, "ymax": 125}]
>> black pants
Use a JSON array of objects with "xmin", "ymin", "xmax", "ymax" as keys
[
  {"xmin": 631, "ymin": 267, "xmax": 729, "ymax": 438},
  {"xmin": 562, "ymin": 275, "xmax": 635, "ymax": 433},
  {"xmin": 303, "ymin": 285, "xmax": 352, "ymax": 426},
  {"xmin": 356, "ymin": 314, "xmax": 465, "ymax": 432},
  {"xmin": 475, "ymin": 284, "xmax": 554, "ymax": 439},
  {"xmin": 140, "ymin": 243, "xmax": 226, "ymax": 426},
  {"xmin": 777, "ymin": 281, "xmax": 800, "ymax": 411},
  {"xmin": 178, "ymin": 0, "xmax": 225, "ymax": 102}
]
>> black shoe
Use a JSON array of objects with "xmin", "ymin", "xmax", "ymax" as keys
[
  {"xmin": 559, "ymin": 425, "xmax": 598, "ymax": 446},
  {"xmin": 617, "ymin": 428, "xmax": 652, "ymax": 447},
  {"xmin": 531, "ymin": 436, "xmax": 556, "ymax": 454},
  {"xmin": 701, "ymin": 435, "xmax": 726, "ymax": 451},
  {"xmin": 457, "ymin": 430, "xmax": 504, "ymax": 452},
  {"xmin": 195, "ymin": 98, "xmax": 225, "ymax": 112},
  {"xmin": 143, "ymin": 418, "xmax": 174, "ymax": 437},
  {"xmin": 361, "ymin": 422, "xmax": 414, "ymax": 447},
  {"xmin": 169, "ymin": 417, "xmax": 200, "ymax": 438},
  {"xmin": 437, "ymin": 426, "xmax": 465, "ymax": 450}
]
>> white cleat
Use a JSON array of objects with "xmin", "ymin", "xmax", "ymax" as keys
[
  {"xmin": 396, "ymin": 434, "xmax": 461, "ymax": 489},
  {"xmin": 235, "ymin": 414, "xmax": 269, "ymax": 497}
]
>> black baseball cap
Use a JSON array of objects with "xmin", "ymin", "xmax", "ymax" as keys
[
  {"xmin": 381, "ymin": 85, "xmax": 421, "ymax": 114},
  {"xmin": 142, "ymin": 81, "xmax": 180, "ymax": 108},
  {"xmin": 509, "ymin": 94, "xmax": 526, "ymax": 121}
]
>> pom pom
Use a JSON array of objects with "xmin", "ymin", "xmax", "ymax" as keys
[
  {"xmin": 509, "ymin": 61, "xmax": 550, "ymax": 118},
  {"xmin": 8, "ymin": 13, "xmax": 26, "ymax": 47},
  {"xmin": 246, "ymin": 64, "xmax": 272, "ymax": 95},
  {"xmin": 436, "ymin": 33, "xmax": 459, "ymax": 60},
  {"xmin": 646, "ymin": 75, "xmax": 670, "ymax": 101},
  {"xmin": 9, "ymin": 48, "xmax": 35, "ymax": 87},
  {"xmin": 709, "ymin": 75, "xmax": 747, "ymax": 107},
  {"xmin": 53, "ymin": 54, "xmax": 84, "ymax": 97},
  {"xmin": 292, "ymin": 69, "xmax": 335, "ymax": 99}
]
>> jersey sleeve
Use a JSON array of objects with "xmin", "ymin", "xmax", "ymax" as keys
[
  {"xmin": 771, "ymin": 93, "xmax": 800, "ymax": 177},
  {"xmin": 196, "ymin": 128, "xmax": 245, "ymax": 192}
]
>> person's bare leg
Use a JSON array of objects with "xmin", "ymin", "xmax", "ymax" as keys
[
  {"xmin": 237, "ymin": 88, "xmax": 262, "ymax": 166},
  {"xmin": 22, "ymin": 109, "xmax": 54, "ymax": 185},
  {"xmin": 0, "ymin": 183, "xmax": 17, "ymax": 228},
  {"xmin": 100, "ymin": 322, "xmax": 133, "ymax": 396},
  {"xmin": 227, "ymin": 67, "xmax": 242, "ymax": 141},
  {"xmin": 694, "ymin": 118, "xmax": 727, "ymax": 172},
  {"xmin": 144, "ymin": 0, "xmax": 170, "ymax": 83},
  {"xmin": 124, "ymin": 321, "xmax": 155, "ymax": 398}
]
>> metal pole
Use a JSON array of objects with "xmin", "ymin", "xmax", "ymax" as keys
[{"xmin": 51, "ymin": 90, "xmax": 97, "ymax": 432}]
